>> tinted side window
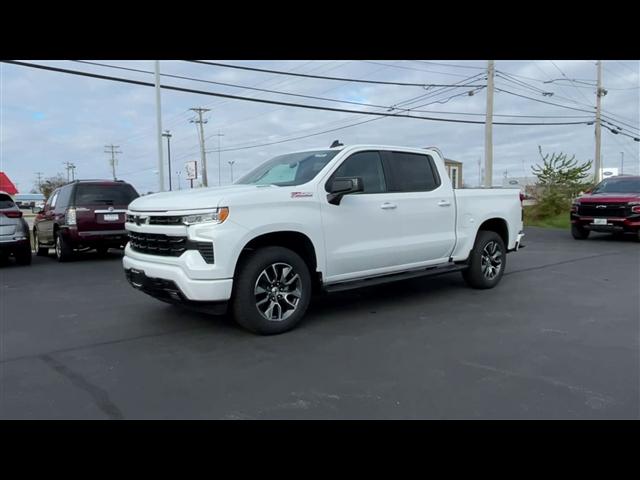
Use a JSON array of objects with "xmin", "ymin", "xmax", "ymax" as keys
[
  {"xmin": 56, "ymin": 185, "xmax": 73, "ymax": 209},
  {"xmin": 385, "ymin": 152, "xmax": 440, "ymax": 192},
  {"xmin": 50, "ymin": 191, "xmax": 60, "ymax": 209},
  {"xmin": 328, "ymin": 151, "xmax": 386, "ymax": 194}
]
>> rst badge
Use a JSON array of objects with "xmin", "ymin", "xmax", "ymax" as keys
[{"xmin": 291, "ymin": 192, "xmax": 313, "ymax": 198}]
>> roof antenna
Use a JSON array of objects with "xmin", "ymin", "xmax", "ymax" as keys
[{"xmin": 330, "ymin": 140, "xmax": 343, "ymax": 148}]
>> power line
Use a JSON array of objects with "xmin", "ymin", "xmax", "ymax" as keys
[
  {"xmin": 495, "ymin": 87, "xmax": 596, "ymax": 114},
  {"xmin": 409, "ymin": 60, "xmax": 486, "ymax": 71},
  {"xmin": 73, "ymin": 60, "xmax": 487, "ymax": 113},
  {"xmin": 360, "ymin": 61, "xmax": 474, "ymax": 78},
  {"xmin": 4, "ymin": 61, "xmax": 595, "ymax": 127},
  {"xmin": 185, "ymin": 60, "xmax": 474, "ymax": 87}
]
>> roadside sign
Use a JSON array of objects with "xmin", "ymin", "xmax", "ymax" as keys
[{"xmin": 185, "ymin": 161, "xmax": 198, "ymax": 180}]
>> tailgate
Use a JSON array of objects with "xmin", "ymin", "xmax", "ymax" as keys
[{"xmin": 76, "ymin": 206, "xmax": 128, "ymax": 232}]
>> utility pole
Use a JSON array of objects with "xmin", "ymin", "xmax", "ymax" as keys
[
  {"xmin": 228, "ymin": 160, "xmax": 235, "ymax": 183},
  {"xmin": 162, "ymin": 130, "xmax": 173, "ymax": 191},
  {"xmin": 595, "ymin": 60, "xmax": 605, "ymax": 183},
  {"xmin": 70, "ymin": 163, "xmax": 76, "ymax": 181},
  {"xmin": 63, "ymin": 161, "xmax": 76, "ymax": 182},
  {"xmin": 212, "ymin": 131, "xmax": 225, "ymax": 186},
  {"xmin": 104, "ymin": 145, "xmax": 122, "ymax": 180},
  {"xmin": 35, "ymin": 172, "xmax": 43, "ymax": 191},
  {"xmin": 155, "ymin": 61, "xmax": 165, "ymax": 192},
  {"xmin": 190, "ymin": 108, "xmax": 210, "ymax": 187},
  {"xmin": 484, "ymin": 59, "xmax": 495, "ymax": 188},
  {"xmin": 620, "ymin": 151, "xmax": 624, "ymax": 174}
]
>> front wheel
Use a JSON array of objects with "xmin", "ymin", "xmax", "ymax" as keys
[
  {"xmin": 462, "ymin": 231, "xmax": 506, "ymax": 289},
  {"xmin": 231, "ymin": 246, "xmax": 312, "ymax": 335},
  {"xmin": 571, "ymin": 224, "xmax": 590, "ymax": 240}
]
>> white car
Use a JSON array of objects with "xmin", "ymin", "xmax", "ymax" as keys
[{"xmin": 124, "ymin": 144, "xmax": 524, "ymax": 334}]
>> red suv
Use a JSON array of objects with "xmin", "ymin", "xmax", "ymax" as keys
[
  {"xmin": 570, "ymin": 175, "xmax": 640, "ymax": 240},
  {"xmin": 33, "ymin": 180, "xmax": 139, "ymax": 261}
]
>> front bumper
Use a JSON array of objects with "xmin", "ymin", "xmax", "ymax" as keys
[
  {"xmin": 571, "ymin": 215, "xmax": 640, "ymax": 233},
  {"xmin": 123, "ymin": 253, "xmax": 233, "ymax": 302}
]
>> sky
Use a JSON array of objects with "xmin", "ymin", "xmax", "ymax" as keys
[{"xmin": 1, "ymin": 59, "xmax": 638, "ymax": 195}]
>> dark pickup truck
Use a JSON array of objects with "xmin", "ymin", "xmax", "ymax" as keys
[{"xmin": 570, "ymin": 175, "xmax": 640, "ymax": 240}]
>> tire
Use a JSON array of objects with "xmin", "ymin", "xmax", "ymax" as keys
[
  {"xmin": 571, "ymin": 224, "xmax": 590, "ymax": 240},
  {"xmin": 15, "ymin": 243, "xmax": 32, "ymax": 265},
  {"xmin": 462, "ymin": 230, "xmax": 506, "ymax": 289},
  {"xmin": 33, "ymin": 228, "xmax": 50, "ymax": 256},
  {"xmin": 231, "ymin": 246, "xmax": 312, "ymax": 335},
  {"xmin": 54, "ymin": 231, "xmax": 74, "ymax": 262}
]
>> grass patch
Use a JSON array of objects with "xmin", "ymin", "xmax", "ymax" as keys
[{"xmin": 523, "ymin": 206, "xmax": 570, "ymax": 229}]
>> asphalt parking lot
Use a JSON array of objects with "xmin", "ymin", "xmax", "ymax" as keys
[{"xmin": 1, "ymin": 227, "xmax": 638, "ymax": 419}]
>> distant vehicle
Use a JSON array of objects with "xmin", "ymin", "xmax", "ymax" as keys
[
  {"xmin": 571, "ymin": 175, "xmax": 640, "ymax": 240},
  {"xmin": 123, "ymin": 144, "xmax": 524, "ymax": 335},
  {"xmin": 33, "ymin": 180, "xmax": 139, "ymax": 261},
  {"xmin": 14, "ymin": 193, "xmax": 46, "ymax": 211},
  {"xmin": 0, "ymin": 191, "xmax": 32, "ymax": 265}
]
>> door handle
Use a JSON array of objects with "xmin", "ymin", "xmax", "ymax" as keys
[
  {"xmin": 380, "ymin": 202, "xmax": 397, "ymax": 210},
  {"xmin": 437, "ymin": 200, "xmax": 451, "ymax": 207}
]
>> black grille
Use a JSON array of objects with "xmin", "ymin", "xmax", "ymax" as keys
[
  {"xmin": 578, "ymin": 203, "xmax": 628, "ymax": 218},
  {"xmin": 128, "ymin": 232, "xmax": 187, "ymax": 257},
  {"xmin": 128, "ymin": 232, "xmax": 214, "ymax": 263}
]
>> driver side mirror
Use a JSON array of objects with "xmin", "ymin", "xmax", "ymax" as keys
[{"xmin": 327, "ymin": 177, "xmax": 363, "ymax": 205}]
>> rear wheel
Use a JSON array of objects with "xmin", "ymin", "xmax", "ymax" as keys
[
  {"xmin": 231, "ymin": 246, "xmax": 312, "ymax": 335},
  {"xmin": 34, "ymin": 228, "xmax": 50, "ymax": 256},
  {"xmin": 462, "ymin": 230, "xmax": 506, "ymax": 289},
  {"xmin": 55, "ymin": 231, "xmax": 74, "ymax": 262},
  {"xmin": 571, "ymin": 224, "xmax": 590, "ymax": 240},
  {"xmin": 15, "ymin": 243, "xmax": 32, "ymax": 265}
]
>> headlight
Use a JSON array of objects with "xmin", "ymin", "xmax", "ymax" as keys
[
  {"xmin": 182, "ymin": 207, "xmax": 229, "ymax": 226},
  {"xmin": 629, "ymin": 201, "xmax": 640, "ymax": 214},
  {"xmin": 66, "ymin": 207, "xmax": 77, "ymax": 226}
]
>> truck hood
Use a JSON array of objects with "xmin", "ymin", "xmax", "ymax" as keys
[
  {"xmin": 578, "ymin": 192, "xmax": 640, "ymax": 203},
  {"xmin": 128, "ymin": 184, "xmax": 276, "ymax": 212}
]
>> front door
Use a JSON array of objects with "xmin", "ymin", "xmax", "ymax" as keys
[{"xmin": 319, "ymin": 150, "xmax": 402, "ymax": 282}]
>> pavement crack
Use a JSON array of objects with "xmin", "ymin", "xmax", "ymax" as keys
[
  {"xmin": 505, "ymin": 252, "xmax": 622, "ymax": 276},
  {"xmin": 39, "ymin": 354, "xmax": 124, "ymax": 420}
]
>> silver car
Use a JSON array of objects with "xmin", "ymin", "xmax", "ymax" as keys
[{"xmin": 0, "ymin": 191, "xmax": 32, "ymax": 265}]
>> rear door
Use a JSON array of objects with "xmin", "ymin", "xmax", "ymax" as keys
[
  {"xmin": 73, "ymin": 183, "xmax": 139, "ymax": 232},
  {"xmin": 381, "ymin": 150, "xmax": 456, "ymax": 266}
]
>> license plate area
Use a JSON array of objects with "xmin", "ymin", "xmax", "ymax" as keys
[
  {"xmin": 592, "ymin": 218, "xmax": 608, "ymax": 225},
  {"xmin": 103, "ymin": 213, "xmax": 120, "ymax": 221}
]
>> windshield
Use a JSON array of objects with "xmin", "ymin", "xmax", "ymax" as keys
[
  {"xmin": 591, "ymin": 177, "xmax": 640, "ymax": 194},
  {"xmin": 236, "ymin": 150, "xmax": 339, "ymax": 186}
]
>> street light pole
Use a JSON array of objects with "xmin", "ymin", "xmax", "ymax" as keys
[
  {"xmin": 620, "ymin": 151, "xmax": 624, "ymax": 174},
  {"xmin": 484, "ymin": 59, "xmax": 495, "ymax": 188},
  {"xmin": 162, "ymin": 130, "xmax": 173, "ymax": 191}
]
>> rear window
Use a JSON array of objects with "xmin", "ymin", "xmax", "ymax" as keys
[
  {"xmin": 73, "ymin": 183, "xmax": 139, "ymax": 206},
  {"xmin": 0, "ymin": 193, "xmax": 15, "ymax": 208}
]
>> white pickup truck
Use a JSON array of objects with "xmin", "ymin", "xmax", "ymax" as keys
[{"xmin": 123, "ymin": 145, "xmax": 524, "ymax": 334}]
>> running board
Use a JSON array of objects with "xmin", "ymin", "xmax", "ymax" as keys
[{"xmin": 323, "ymin": 263, "xmax": 468, "ymax": 293}]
